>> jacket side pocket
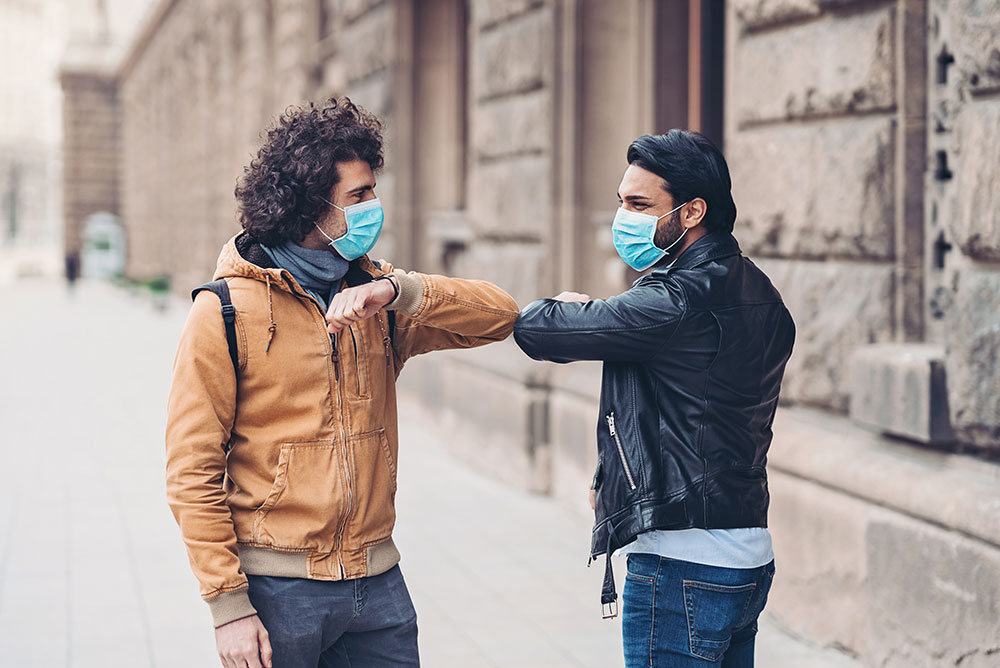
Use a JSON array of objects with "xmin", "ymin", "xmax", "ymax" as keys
[{"xmin": 252, "ymin": 440, "xmax": 344, "ymax": 551}]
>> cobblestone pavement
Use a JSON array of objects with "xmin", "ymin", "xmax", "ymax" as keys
[{"xmin": 0, "ymin": 280, "xmax": 861, "ymax": 667}]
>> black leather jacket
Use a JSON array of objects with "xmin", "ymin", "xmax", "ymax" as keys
[{"xmin": 513, "ymin": 233, "xmax": 795, "ymax": 609}]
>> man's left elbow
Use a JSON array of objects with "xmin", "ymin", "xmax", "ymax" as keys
[{"xmin": 512, "ymin": 325, "xmax": 542, "ymax": 360}]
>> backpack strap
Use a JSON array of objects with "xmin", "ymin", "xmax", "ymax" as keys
[{"xmin": 192, "ymin": 279, "xmax": 239, "ymax": 375}]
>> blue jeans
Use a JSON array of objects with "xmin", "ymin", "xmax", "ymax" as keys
[
  {"xmin": 246, "ymin": 565, "xmax": 419, "ymax": 668},
  {"xmin": 622, "ymin": 554, "xmax": 775, "ymax": 667}
]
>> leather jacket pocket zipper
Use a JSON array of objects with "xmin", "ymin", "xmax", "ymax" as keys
[{"xmin": 606, "ymin": 412, "xmax": 637, "ymax": 490}]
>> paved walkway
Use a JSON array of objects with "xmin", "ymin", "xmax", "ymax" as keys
[{"xmin": 0, "ymin": 280, "xmax": 861, "ymax": 667}]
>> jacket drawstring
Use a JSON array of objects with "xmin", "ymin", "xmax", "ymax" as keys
[{"xmin": 265, "ymin": 274, "xmax": 277, "ymax": 352}]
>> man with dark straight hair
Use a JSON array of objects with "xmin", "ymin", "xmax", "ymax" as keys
[{"xmin": 514, "ymin": 130, "xmax": 795, "ymax": 667}]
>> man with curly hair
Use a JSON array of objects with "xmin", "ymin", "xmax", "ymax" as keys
[{"xmin": 165, "ymin": 97, "xmax": 519, "ymax": 668}]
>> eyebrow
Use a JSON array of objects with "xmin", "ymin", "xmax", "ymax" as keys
[
  {"xmin": 617, "ymin": 193, "xmax": 651, "ymax": 202},
  {"xmin": 348, "ymin": 184, "xmax": 375, "ymax": 196}
]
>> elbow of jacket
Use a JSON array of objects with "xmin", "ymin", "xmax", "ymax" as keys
[
  {"xmin": 512, "ymin": 326, "xmax": 545, "ymax": 361},
  {"xmin": 499, "ymin": 293, "xmax": 519, "ymax": 314}
]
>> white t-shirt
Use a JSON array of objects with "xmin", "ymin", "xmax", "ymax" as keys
[{"xmin": 617, "ymin": 528, "xmax": 774, "ymax": 569}]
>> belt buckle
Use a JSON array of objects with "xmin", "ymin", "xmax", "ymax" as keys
[{"xmin": 602, "ymin": 600, "xmax": 619, "ymax": 620}]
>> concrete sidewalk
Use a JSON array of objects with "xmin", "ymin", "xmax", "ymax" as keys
[{"xmin": 0, "ymin": 280, "xmax": 861, "ymax": 667}]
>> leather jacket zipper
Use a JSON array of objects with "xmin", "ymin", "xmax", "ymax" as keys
[{"xmin": 606, "ymin": 412, "xmax": 637, "ymax": 490}]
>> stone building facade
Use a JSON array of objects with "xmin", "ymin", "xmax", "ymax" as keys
[{"xmin": 62, "ymin": 0, "xmax": 1000, "ymax": 664}]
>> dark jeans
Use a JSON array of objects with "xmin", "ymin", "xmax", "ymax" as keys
[
  {"xmin": 246, "ymin": 566, "xmax": 419, "ymax": 668},
  {"xmin": 622, "ymin": 554, "xmax": 775, "ymax": 667}
]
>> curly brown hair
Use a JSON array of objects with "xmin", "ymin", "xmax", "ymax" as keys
[{"xmin": 235, "ymin": 97, "xmax": 384, "ymax": 246}]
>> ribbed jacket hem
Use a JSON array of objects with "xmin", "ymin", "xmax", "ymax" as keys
[{"xmin": 237, "ymin": 538, "xmax": 402, "ymax": 580}]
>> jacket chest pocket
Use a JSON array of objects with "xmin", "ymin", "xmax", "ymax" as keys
[
  {"xmin": 347, "ymin": 325, "xmax": 370, "ymax": 398},
  {"xmin": 344, "ymin": 315, "xmax": 393, "ymax": 400}
]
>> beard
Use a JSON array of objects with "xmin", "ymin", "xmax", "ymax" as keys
[{"xmin": 653, "ymin": 210, "xmax": 683, "ymax": 250}]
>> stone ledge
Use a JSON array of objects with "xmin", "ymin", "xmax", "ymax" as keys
[
  {"xmin": 769, "ymin": 406, "xmax": 1000, "ymax": 548},
  {"xmin": 849, "ymin": 343, "xmax": 953, "ymax": 445}
]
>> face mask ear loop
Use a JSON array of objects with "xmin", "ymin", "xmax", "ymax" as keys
[
  {"xmin": 314, "ymin": 222, "xmax": 338, "ymax": 245},
  {"xmin": 662, "ymin": 226, "xmax": 691, "ymax": 256},
  {"xmin": 657, "ymin": 200, "xmax": 692, "ymax": 256},
  {"xmin": 655, "ymin": 200, "xmax": 689, "ymax": 222},
  {"xmin": 315, "ymin": 195, "xmax": 351, "ymax": 246},
  {"xmin": 319, "ymin": 195, "xmax": 344, "ymax": 213}
]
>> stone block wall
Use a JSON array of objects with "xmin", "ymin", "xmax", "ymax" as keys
[
  {"xmin": 117, "ymin": 0, "xmax": 305, "ymax": 289},
  {"xmin": 725, "ymin": 1, "xmax": 1000, "ymax": 661},
  {"xmin": 462, "ymin": 0, "xmax": 555, "ymax": 306},
  {"xmin": 765, "ymin": 408, "xmax": 1000, "ymax": 666},
  {"xmin": 927, "ymin": 0, "xmax": 1000, "ymax": 451},
  {"xmin": 727, "ymin": 0, "xmax": 1000, "ymax": 452},
  {"xmin": 726, "ymin": 0, "xmax": 909, "ymax": 413}
]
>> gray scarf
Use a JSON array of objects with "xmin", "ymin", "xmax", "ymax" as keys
[{"xmin": 261, "ymin": 241, "xmax": 350, "ymax": 310}]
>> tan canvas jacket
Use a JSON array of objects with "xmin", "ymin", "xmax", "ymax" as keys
[{"xmin": 165, "ymin": 233, "xmax": 519, "ymax": 627}]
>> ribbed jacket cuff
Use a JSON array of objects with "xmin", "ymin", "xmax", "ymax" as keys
[
  {"xmin": 205, "ymin": 587, "xmax": 257, "ymax": 628},
  {"xmin": 384, "ymin": 270, "xmax": 424, "ymax": 316}
]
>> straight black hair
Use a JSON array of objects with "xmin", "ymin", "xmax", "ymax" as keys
[{"xmin": 626, "ymin": 130, "xmax": 737, "ymax": 234}]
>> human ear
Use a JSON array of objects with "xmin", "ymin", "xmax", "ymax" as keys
[{"xmin": 684, "ymin": 198, "xmax": 708, "ymax": 228}]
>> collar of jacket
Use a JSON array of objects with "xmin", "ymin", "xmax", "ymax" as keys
[
  {"xmin": 652, "ymin": 231, "xmax": 742, "ymax": 276},
  {"xmin": 215, "ymin": 232, "xmax": 386, "ymax": 297}
]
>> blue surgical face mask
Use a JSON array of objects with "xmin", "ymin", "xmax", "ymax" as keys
[
  {"xmin": 612, "ymin": 201, "xmax": 690, "ymax": 271},
  {"xmin": 316, "ymin": 197, "xmax": 384, "ymax": 260}
]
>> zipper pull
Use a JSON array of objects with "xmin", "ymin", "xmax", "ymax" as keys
[
  {"xmin": 330, "ymin": 333, "xmax": 340, "ymax": 380},
  {"xmin": 606, "ymin": 413, "xmax": 616, "ymax": 436},
  {"xmin": 375, "ymin": 314, "xmax": 391, "ymax": 365}
]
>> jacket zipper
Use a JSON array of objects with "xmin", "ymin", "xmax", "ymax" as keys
[
  {"xmin": 281, "ymin": 274, "xmax": 361, "ymax": 579},
  {"xmin": 606, "ymin": 412, "xmax": 637, "ymax": 490},
  {"xmin": 329, "ymin": 331, "xmax": 352, "ymax": 579}
]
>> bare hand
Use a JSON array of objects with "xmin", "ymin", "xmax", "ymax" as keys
[
  {"xmin": 327, "ymin": 279, "xmax": 396, "ymax": 333},
  {"xmin": 553, "ymin": 291, "xmax": 591, "ymax": 303},
  {"xmin": 589, "ymin": 488, "xmax": 596, "ymax": 510},
  {"xmin": 215, "ymin": 614, "xmax": 273, "ymax": 668}
]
